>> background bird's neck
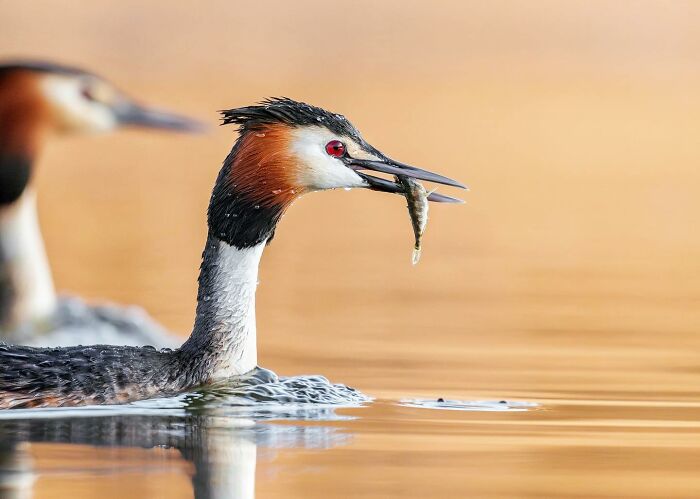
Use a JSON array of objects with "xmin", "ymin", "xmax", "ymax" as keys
[
  {"xmin": 0, "ymin": 71, "xmax": 46, "ymax": 203},
  {"xmin": 0, "ymin": 107, "xmax": 44, "ymax": 207},
  {"xmin": 180, "ymin": 235, "xmax": 265, "ymax": 381},
  {"xmin": 0, "ymin": 188, "xmax": 56, "ymax": 330},
  {"xmin": 0, "ymin": 77, "xmax": 55, "ymax": 330}
]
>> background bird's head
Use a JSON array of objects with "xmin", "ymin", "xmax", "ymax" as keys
[{"xmin": 0, "ymin": 60, "xmax": 202, "ymax": 138}]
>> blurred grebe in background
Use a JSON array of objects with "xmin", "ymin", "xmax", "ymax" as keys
[
  {"xmin": 0, "ymin": 60, "xmax": 203, "ymax": 348},
  {"xmin": 0, "ymin": 97, "xmax": 464, "ymax": 409}
]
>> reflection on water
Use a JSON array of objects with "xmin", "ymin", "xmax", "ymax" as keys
[
  {"xmin": 9, "ymin": 395, "xmax": 700, "ymax": 498},
  {"xmin": 0, "ymin": 442, "xmax": 34, "ymax": 499},
  {"xmin": 0, "ymin": 387, "xmax": 538, "ymax": 498},
  {"xmin": 0, "ymin": 396, "xmax": 357, "ymax": 499}
]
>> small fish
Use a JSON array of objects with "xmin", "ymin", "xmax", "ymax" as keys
[{"xmin": 396, "ymin": 175, "xmax": 429, "ymax": 265}]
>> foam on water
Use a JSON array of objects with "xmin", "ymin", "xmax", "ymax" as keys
[
  {"xmin": 400, "ymin": 398, "xmax": 539, "ymax": 412},
  {"xmin": 191, "ymin": 373, "xmax": 371, "ymax": 407}
]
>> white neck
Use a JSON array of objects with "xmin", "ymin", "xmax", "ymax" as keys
[
  {"xmin": 183, "ymin": 238, "xmax": 264, "ymax": 380},
  {"xmin": 0, "ymin": 190, "xmax": 56, "ymax": 327}
]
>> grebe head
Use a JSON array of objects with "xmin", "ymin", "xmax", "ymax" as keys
[
  {"xmin": 209, "ymin": 98, "xmax": 465, "ymax": 249},
  {"xmin": 212, "ymin": 98, "xmax": 465, "ymax": 245},
  {"xmin": 0, "ymin": 60, "xmax": 202, "ymax": 137}
]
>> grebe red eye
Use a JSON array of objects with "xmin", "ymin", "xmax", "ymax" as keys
[{"xmin": 325, "ymin": 140, "xmax": 346, "ymax": 158}]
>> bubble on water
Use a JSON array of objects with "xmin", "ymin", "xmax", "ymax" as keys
[
  {"xmin": 254, "ymin": 205, "xmax": 260, "ymax": 210},
  {"xmin": 272, "ymin": 189, "xmax": 283, "ymax": 195}
]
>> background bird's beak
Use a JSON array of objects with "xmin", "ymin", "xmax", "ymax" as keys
[
  {"xmin": 346, "ymin": 157, "xmax": 467, "ymax": 203},
  {"xmin": 114, "ymin": 101, "xmax": 205, "ymax": 132}
]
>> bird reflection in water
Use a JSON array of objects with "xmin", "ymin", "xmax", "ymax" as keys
[{"xmin": 0, "ymin": 388, "xmax": 359, "ymax": 499}]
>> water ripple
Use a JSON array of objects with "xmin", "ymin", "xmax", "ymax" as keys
[{"xmin": 400, "ymin": 398, "xmax": 538, "ymax": 412}]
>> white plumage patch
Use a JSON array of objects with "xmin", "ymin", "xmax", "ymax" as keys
[
  {"xmin": 290, "ymin": 126, "xmax": 372, "ymax": 190},
  {"xmin": 39, "ymin": 75, "xmax": 117, "ymax": 133},
  {"xmin": 0, "ymin": 190, "xmax": 56, "ymax": 323},
  {"xmin": 206, "ymin": 240, "xmax": 265, "ymax": 377}
]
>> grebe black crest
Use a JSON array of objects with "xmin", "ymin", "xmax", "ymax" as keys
[
  {"xmin": 0, "ymin": 60, "xmax": 202, "ymax": 347},
  {"xmin": 0, "ymin": 97, "xmax": 465, "ymax": 409}
]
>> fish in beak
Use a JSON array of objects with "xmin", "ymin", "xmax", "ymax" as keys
[
  {"xmin": 344, "ymin": 149, "xmax": 467, "ymax": 264},
  {"xmin": 344, "ymin": 156, "xmax": 467, "ymax": 203}
]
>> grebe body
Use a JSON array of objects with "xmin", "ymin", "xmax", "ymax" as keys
[{"xmin": 0, "ymin": 98, "xmax": 464, "ymax": 409}]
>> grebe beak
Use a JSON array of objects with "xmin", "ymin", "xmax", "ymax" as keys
[
  {"xmin": 114, "ymin": 101, "xmax": 205, "ymax": 132},
  {"xmin": 346, "ymin": 157, "xmax": 467, "ymax": 203}
]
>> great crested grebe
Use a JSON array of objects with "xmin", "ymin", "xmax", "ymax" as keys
[
  {"xmin": 0, "ymin": 98, "xmax": 464, "ymax": 409},
  {"xmin": 0, "ymin": 60, "xmax": 202, "ymax": 347}
]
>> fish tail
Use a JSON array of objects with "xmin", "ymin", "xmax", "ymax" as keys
[{"xmin": 411, "ymin": 247, "xmax": 422, "ymax": 265}]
